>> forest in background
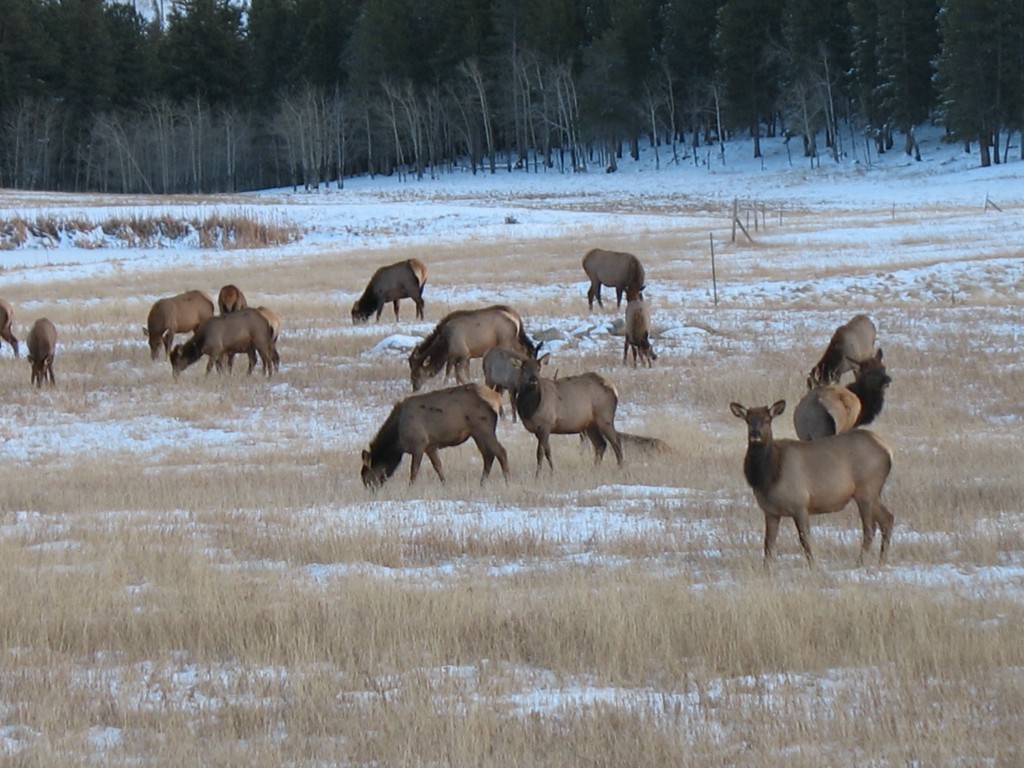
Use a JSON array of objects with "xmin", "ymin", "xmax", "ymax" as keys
[{"xmin": 0, "ymin": 0, "xmax": 1019, "ymax": 194}]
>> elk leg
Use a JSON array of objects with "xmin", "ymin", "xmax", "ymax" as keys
[
  {"xmin": 46, "ymin": 359, "xmax": 55, "ymax": 386},
  {"xmin": 474, "ymin": 435, "xmax": 509, "ymax": 483},
  {"xmin": 763, "ymin": 514, "xmax": 781, "ymax": 565},
  {"xmin": 597, "ymin": 422, "xmax": 623, "ymax": 465},
  {"xmin": 623, "ymin": 337, "xmax": 629, "ymax": 365},
  {"xmin": 414, "ymin": 296, "xmax": 424, "ymax": 320},
  {"xmin": 392, "ymin": 299, "xmax": 400, "ymax": 320},
  {"xmin": 855, "ymin": 499, "xmax": 877, "ymax": 565},
  {"xmin": 425, "ymin": 446, "xmax": 445, "ymax": 483},
  {"xmin": 876, "ymin": 502, "xmax": 895, "ymax": 563},
  {"xmin": 534, "ymin": 431, "xmax": 554, "ymax": 475},
  {"xmin": 409, "ymin": 451, "xmax": 424, "ymax": 483},
  {"xmin": 615, "ymin": 287, "xmax": 623, "ymax": 308},
  {"xmin": 793, "ymin": 512, "xmax": 815, "ymax": 566},
  {"xmin": 584, "ymin": 424, "xmax": 607, "ymax": 464},
  {"xmin": 246, "ymin": 348, "xmax": 258, "ymax": 375}
]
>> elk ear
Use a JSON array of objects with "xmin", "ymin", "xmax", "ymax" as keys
[
  {"xmin": 770, "ymin": 400, "xmax": 787, "ymax": 416},
  {"xmin": 361, "ymin": 450, "xmax": 373, "ymax": 469},
  {"xmin": 876, "ymin": 347, "xmax": 883, "ymax": 361},
  {"xmin": 142, "ymin": 327, "xmax": 149, "ymax": 338},
  {"xmin": 729, "ymin": 402, "xmax": 747, "ymax": 419},
  {"xmin": 538, "ymin": 353, "xmax": 551, "ymax": 366}
]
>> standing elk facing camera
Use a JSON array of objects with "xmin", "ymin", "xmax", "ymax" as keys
[
  {"xmin": 795, "ymin": 349, "xmax": 891, "ymax": 441},
  {"xmin": 27, "ymin": 318, "xmax": 57, "ymax": 387},
  {"xmin": 0, "ymin": 298, "xmax": 19, "ymax": 357},
  {"xmin": 730, "ymin": 400, "xmax": 894, "ymax": 567},
  {"xmin": 408, "ymin": 305, "xmax": 537, "ymax": 391},
  {"xmin": 482, "ymin": 345, "xmax": 546, "ymax": 422},
  {"xmin": 217, "ymin": 284, "xmax": 248, "ymax": 314},
  {"xmin": 169, "ymin": 308, "xmax": 277, "ymax": 378},
  {"xmin": 144, "ymin": 290, "xmax": 215, "ymax": 360},
  {"xmin": 807, "ymin": 314, "xmax": 876, "ymax": 386},
  {"xmin": 351, "ymin": 258, "xmax": 427, "ymax": 323},
  {"xmin": 515, "ymin": 356, "xmax": 623, "ymax": 474},
  {"xmin": 623, "ymin": 290, "xmax": 657, "ymax": 367},
  {"xmin": 361, "ymin": 383, "xmax": 510, "ymax": 487},
  {"xmin": 582, "ymin": 248, "xmax": 646, "ymax": 310}
]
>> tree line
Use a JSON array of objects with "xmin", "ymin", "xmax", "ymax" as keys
[{"xmin": 0, "ymin": 0, "xmax": 1019, "ymax": 194}]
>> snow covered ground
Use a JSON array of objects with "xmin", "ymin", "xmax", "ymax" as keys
[{"xmin": 0, "ymin": 126, "xmax": 1021, "ymax": 762}]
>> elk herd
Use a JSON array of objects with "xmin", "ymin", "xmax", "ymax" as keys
[{"xmin": 1, "ymin": 244, "xmax": 896, "ymax": 568}]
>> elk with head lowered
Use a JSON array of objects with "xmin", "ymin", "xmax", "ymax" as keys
[
  {"xmin": 217, "ymin": 284, "xmax": 248, "ymax": 314},
  {"xmin": 807, "ymin": 314, "xmax": 876, "ymax": 387},
  {"xmin": 582, "ymin": 248, "xmax": 646, "ymax": 311},
  {"xmin": 622, "ymin": 288, "xmax": 657, "ymax": 367},
  {"xmin": 408, "ymin": 304, "xmax": 537, "ymax": 391},
  {"xmin": 169, "ymin": 308, "xmax": 277, "ymax": 378},
  {"xmin": 514, "ymin": 355, "xmax": 623, "ymax": 474},
  {"xmin": 351, "ymin": 258, "xmax": 427, "ymax": 323},
  {"xmin": 26, "ymin": 318, "xmax": 57, "ymax": 387},
  {"xmin": 144, "ymin": 290, "xmax": 215, "ymax": 360},
  {"xmin": 361, "ymin": 383, "xmax": 510, "ymax": 487},
  {"xmin": 730, "ymin": 400, "xmax": 894, "ymax": 567}
]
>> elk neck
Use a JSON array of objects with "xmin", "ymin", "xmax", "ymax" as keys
[
  {"xmin": 743, "ymin": 431, "xmax": 783, "ymax": 490},
  {"xmin": 515, "ymin": 380, "xmax": 542, "ymax": 421}
]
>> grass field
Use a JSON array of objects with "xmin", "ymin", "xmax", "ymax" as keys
[{"xmin": 0, "ymin": 174, "xmax": 1021, "ymax": 765}]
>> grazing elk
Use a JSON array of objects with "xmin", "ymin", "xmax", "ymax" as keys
[
  {"xmin": 0, "ymin": 298, "xmax": 19, "ymax": 357},
  {"xmin": 169, "ymin": 308, "xmax": 277, "ymax": 378},
  {"xmin": 582, "ymin": 248, "xmax": 646, "ymax": 310},
  {"xmin": 408, "ymin": 305, "xmax": 537, "ymax": 391},
  {"xmin": 514, "ymin": 356, "xmax": 623, "ymax": 474},
  {"xmin": 730, "ymin": 400, "xmax": 894, "ymax": 567},
  {"xmin": 361, "ymin": 383, "xmax": 510, "ymax": 487},
  {"xmin": 351, "ymin": 258, "xmax": 427, "ymax": 323},
  {"xmin": 226, "ymin": 305, "xmax": 282, "ymax": 374},
  {"xmin": 623, "ymin": 290, "xmax": 657, "ymax": 367},
  {"xmin": 26, "ymin": 317, "xmax": 57, "ymax": 387},
  {"xmin": 795, "ymin": 349, "xmax": 890, "ymax": 441},
  {"xmin": 217, "ymin": 284, "xmax": 248, "ymax": 314},
  {"xmin": 807, "ymin": 314, "xmax": 877, "ymax": 387},
  {"xmin": 144, "ymin": 290, "xmax": 215, "ymax": 360}
]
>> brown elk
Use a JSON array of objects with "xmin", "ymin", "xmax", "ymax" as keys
[
  {"xmin": 729, "ymin": 400, "xmax": 894, "ymax": 567},
  {"xmin": 26, "ymin": 318, "xmax": 57, "ymax": 387},
  {"xmin": 217, "ymin": 284, "xmax": 248, "ymax": 314},
  {"xmin": 144, "ymin": 290, "xmax": 215, "ymax": 360},
  {"xmin": 807, "ymin": 314, "xmax": 876, "ymax": 386},
  {"xmin": 408, "ymin": 305, "xmax": 537, "ymax": 391},
  {"xmin": 361, "ymin": 383, "xmax": 510, "ymax": 487},
  {"xmin": 623, "ymin": 291, "xmax": 657, "ymax": 367},
  {"xmin": 0, "ymin": 299, "xmax": 19, "ymax": 357},
  {"xmin": 514, "ymin": 356, "xmax": 623, "ymax": 473},
  {"xmin": 351, "ymin": 258, "xmax": 427, "ymax": 323},
  {"xmin": 169, "ymin": 308, "xmax": 277, "ymax": 378},
  {"xmin": 795, "ymin": 349, "xmax": 890, "ymax": 441},
  {"xmin": 226, "ymin": 305, "xmax": 282, "ymax": 373},
  {"xmin": 582, "ymin": 248, "xmax": 646, "ymax": 310},
  {"xmin": 482, "ymin": 345, "xmax": 547, "ymax": 422}
]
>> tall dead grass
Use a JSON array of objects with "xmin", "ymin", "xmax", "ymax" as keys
[{"xmin": 0, "ymin": 197, "xmax": 1021, "ymax": 765}]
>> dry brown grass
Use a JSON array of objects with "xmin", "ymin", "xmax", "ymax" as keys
[{"xmin": 0, "ymin": 192, "xmax": 1021, "ymax": 765}]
